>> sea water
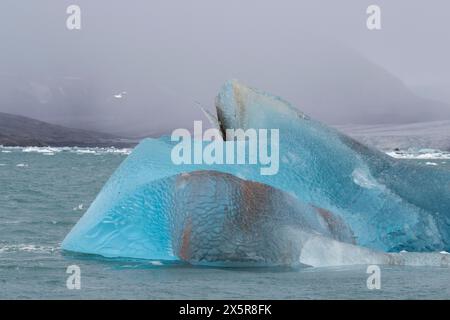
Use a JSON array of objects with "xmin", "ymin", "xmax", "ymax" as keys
[{"xmin": 1, "ymin": 146, "xmax": 449, "ymax": 299}]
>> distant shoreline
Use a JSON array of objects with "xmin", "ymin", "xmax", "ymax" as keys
[
  {"xmin": 0, "ymin": 111, "xmax": 138, "ymax": 149},
  {"xmin": 0, "ymin": 140, "xmax": 137, "ymax": 148}
]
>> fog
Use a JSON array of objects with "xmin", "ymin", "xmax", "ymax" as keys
[{"xmin": 1, "ymin": 0, "xmax": 449, "ymax": 136}]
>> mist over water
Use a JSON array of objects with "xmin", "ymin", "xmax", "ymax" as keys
[{"xmin": 1, "ymin": 1, "xmax": 450, "ymax": 136}]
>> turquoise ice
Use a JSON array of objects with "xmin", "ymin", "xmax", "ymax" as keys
[{"xmin": 62, "ymin": 80, "xmax": 450, "ymax": 266}]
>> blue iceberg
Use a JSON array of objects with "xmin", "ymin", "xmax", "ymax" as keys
[{"xmin": 62, "ymin": 80, "xmax": 450, "ymax": 267}]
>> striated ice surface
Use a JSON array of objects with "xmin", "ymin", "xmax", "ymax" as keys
[
  {"xmin": 62, "ymin": 170, "xmax": 354, "ymax": 266},
  {"xmin": 62, "ymin": 80, "xmax": 450, "ymax": 267}
]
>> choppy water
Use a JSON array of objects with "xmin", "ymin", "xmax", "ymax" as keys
[{"xmin": 1, "ymin": 146, "xmax": 449, "ymax": 299}]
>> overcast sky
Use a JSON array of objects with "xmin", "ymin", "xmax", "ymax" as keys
[{"xmin": 1, "ymin": 0, "xmax": 449, "ymax": 136}]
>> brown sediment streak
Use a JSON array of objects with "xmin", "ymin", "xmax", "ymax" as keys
[
  {"xmin": 238, "ymin": 179, "xmax": 270, "ymax": 231},
  {"xmin": 315, "ymin": 206, "xmax": 334, "ymax": 224},
  {"xmin": 232, "ymin": 82, "xmax": 247, "ymax": 129},
  {"xmin": 314, "ymin": 206, "xmax": 355, "ymax": 244},
  {"xmin": 179, "ymin": 217, "xmax": 192, "ymax": 261}
]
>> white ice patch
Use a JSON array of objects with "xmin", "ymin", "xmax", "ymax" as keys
[
  {"xmin": 295, "ymin": 232, "xmax": 389, "ymax": 267},
  {"xmin": 425, "ymin": 162, "xmax": 438, "ymax": 166},
  {"xmin": 386, "ymin": 148, "xmax": 450, "ymax": 160},
  {"xmin": 351, "ymin": 168, "xmax": 379, "ymax": 189},
  {"xmin": 16, "ymin": 163, "xmax": 28, "ymax": 167},
  {"xmin": 286, "ymin": 227, "xmax": 450, "ymax": 267},
  {"xmin": 73, "ymin": 204, "xmax": 84, "ymax": 211},
  {"xmin": 286, "ymin": 228, "xmax": 450, "ymax": 268}
]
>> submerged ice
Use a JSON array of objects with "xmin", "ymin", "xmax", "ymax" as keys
[{"xmin": 62, "ymin": 80, "xmax": 450, "ymax": 267}]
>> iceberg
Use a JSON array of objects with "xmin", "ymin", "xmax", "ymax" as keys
[{"xmin": 62, "ymin": 80, "xmax": 450, "ymax": 267}]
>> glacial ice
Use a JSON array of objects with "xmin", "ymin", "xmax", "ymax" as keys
[{"xmin": 62, "ymin": 80, "xmax": 450, "ymax": 267}]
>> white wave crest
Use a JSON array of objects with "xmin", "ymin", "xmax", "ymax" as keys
[
  {"xmin": 0, "ymin": 244, "xmax": 59, "ymax": 254},
  {"xmin": 0, "ymin": 145, "xmax": 132, "ymax": 156},
  {"xmin": 386, "ymin": 148, "xmax": 450, "ymax": 160},
  {"xmin": 16, "ymin": 163, "xmax": 28, "ymax": 167}
]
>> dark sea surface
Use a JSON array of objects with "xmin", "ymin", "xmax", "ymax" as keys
[{"xmin": 1, "ymin": 146, "xmax": 449, "ymax": 299}]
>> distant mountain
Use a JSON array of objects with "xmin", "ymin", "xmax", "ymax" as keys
[
  {"xmin": 2, "ymin": 33, "xmax": 450, "ymax": 137},
  {"xmin": 0, "ymin": 112, "xmax": 137, "ymax": 147}
]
